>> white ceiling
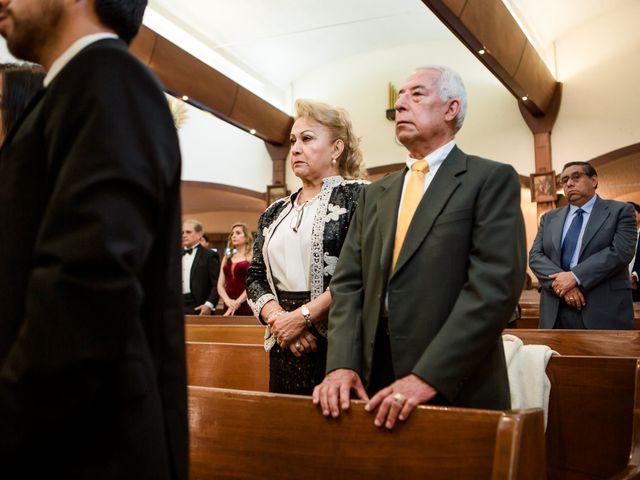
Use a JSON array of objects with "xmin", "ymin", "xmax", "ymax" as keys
[
  {"xmin": 147, "ymin": 0, "xmax": 638, "ymax": 102},
  {"xmin": 148, "ymin": 0, "xmax": 451, "ymax": 92},
  {"xmin": 503, "ymin": 0, "xmax": 635, "ymax": 51}
]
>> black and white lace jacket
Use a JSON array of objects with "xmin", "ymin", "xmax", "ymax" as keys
[{"xmin": 247, "ymin": 176, "xmax": 368, "ymax": 341}]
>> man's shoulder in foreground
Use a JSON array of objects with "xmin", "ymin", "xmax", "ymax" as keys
[{"xmin": 51, "ymin": 38, "xmax": 164, "ymax": 93}]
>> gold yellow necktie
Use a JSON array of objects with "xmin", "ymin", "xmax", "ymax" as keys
[{"xmin": 392, "ymin": 159, "xmax": 429, "ymax": 270}]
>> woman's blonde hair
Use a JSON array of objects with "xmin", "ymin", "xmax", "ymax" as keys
[
  {"xmin": 294, "ymin": 99, "xmax": 366, "ymax": 179},
  {"xmin": 225, "ymin": 222, "xmax": 253, "ymax": 258}
]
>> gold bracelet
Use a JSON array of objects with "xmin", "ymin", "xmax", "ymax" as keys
[{"xmin": 266, "ymin": 309, "xmax": 285, "ymax": 322}]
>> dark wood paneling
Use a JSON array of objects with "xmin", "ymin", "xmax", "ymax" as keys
[
  {"xmin": 589, "ymin": 142, "xmax": 640, "ymax": 168},
  {"xmin": 513, "ymin": 43, "xmax": 556, "ymax": 112},
  {"xmin": 131, "ymin": 26, "xmax": 293, "ymax": 145},
  {"xmin": 442, "ymin": 0, "xmax": 467, "ymax": 16},
  {"xmin": 422, "ymin": 0, "xmax": 559, "ymax": 116},
  {"xmin": 460, "ymin": 0, "xmax": 527, "ymax": 76}
]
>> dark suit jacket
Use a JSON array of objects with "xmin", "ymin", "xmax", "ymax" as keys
[
  {"xmin": 0, "ymin": 39, "xmax": 188, "ymax": 479},
  {"xmin": 632, "ymin": 231, "xmax": 640, "ymax": 302},
  {"xmin": 327, "ymin": 146, "xmax": 526, "ymax": 409},
  {"xmin": 187, "ymin": 244, "xmax": 220, "ymax": 311},
  {"xmin": 529, "ymin": 197, "xmax": 636, "ymax": 328}
]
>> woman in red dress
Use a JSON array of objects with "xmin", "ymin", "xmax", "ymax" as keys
[{"xmin": 217, "ymin": 223, "xmax": 254, "ymax": 316}]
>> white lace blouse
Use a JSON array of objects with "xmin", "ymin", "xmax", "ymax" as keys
[{"xmin": 266, "ymin": 196, "xmax": 320, "ymax": 292}]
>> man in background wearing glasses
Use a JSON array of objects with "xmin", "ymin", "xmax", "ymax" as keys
[{"xmin": 530, "ymin": 161, "xmax": 636, "ymax": 329}]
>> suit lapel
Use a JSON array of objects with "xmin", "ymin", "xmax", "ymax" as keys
[
  {"xmin": 579, "ymin": 197, "xmax": 609, "ymax": 258},
  {"xmin": 551, "ymin": 207, "xmax": 569, "ymax": 259},
  {"xmin": 391, "ymin": 146, "xmax": 464, "ymax": 278},
  {"xmin": 376, "ymin": 171, "xmax": 405, "ymax": 275},
  {"xmin": 190, "ymin": 245, "xmax": 202, "ymax": 286},
  {"xmin": 0, "ymin": 87, "xmax": 46, "ymax": 154}
]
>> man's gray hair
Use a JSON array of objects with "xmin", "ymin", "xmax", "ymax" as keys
[
  {"xmin": 417, "ymin": 65, "xmax": 467, "ymax": 132},
  {"xmin": 184, "ymin": 219, "xmax": 204, "ymax": 233}
]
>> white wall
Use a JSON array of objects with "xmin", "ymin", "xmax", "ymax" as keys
[
  {"xmin": 552, "ymin": 2, "xmax": 640, "ymax": 168},
  {"xmin": 182, "ymin": 210, "xmax": 262, "ymax": 234},
  {"xmin": 175, "ymin": 99, "xmax": 272, "ymax": 192},
  {"xmin": 289, "ymin": 40, "xmax": 534, "ymax": 192}
]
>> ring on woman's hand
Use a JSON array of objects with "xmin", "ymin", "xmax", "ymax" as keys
[
  {"xmin": 295, "ymin": 342, "xmax": 303, "ymax": 352},
  {"xmin": 392, "ymin": 392, "xmax": 406, "ymax": 406}
]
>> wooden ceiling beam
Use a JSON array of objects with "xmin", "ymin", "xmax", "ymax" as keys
[
  {"xmin": 422, "ymin": 0, "xmax": 560, "ymax": 116},
  {"xmin": 130, "ymin": 26, "xmax": 293, "ymax": 145}
]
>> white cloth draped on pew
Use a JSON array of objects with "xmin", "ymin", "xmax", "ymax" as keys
[{"xmin": 502, "ymin": 334, "xmax": 558, "ymax": 427}]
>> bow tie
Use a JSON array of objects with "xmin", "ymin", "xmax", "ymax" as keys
[{"xmin": 183, "ymin": 247, "xmax": 195, "ymax": 256}]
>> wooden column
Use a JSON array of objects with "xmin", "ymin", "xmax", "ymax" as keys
[
  {"xmin": 519, "ymin": 83, "xmax": 563, "ymax": 219},
  {"xmin": 266, "ymin": 144, "xmax": 288, "ymax": 186}
]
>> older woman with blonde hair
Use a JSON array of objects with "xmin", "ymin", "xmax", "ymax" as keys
[
  {"xmin": 217, "ymin": 222, "xmax": 254, "ymax": 316},
  {"xmin": 247, "ymin": 99, "xmax": 369, "ymax": 395}
]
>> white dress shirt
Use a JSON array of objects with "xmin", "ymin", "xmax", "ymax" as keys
[
  {"xmin": 397, "ymin": 140, "xmax": 455, "ymax": 218},
  {"xmin": 561, "ymin": 194, "xmax": 597, "ymax": 284},
  {"xmin": 182, "ymin": 244, "xmax": 198, "ymax": 294},
  {"xmin": 44, "ymin": 32, "xmax": 118, "ymax": 86}
]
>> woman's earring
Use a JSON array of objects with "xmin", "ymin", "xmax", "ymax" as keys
[{"xmin": 331, "ymin": 158, "xmax": 337, "ymax": 165}]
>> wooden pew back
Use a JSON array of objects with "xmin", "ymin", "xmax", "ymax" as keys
[
  {"xmin": 186, "ymin": 325, "xmax": 264, "ymax": 344},
  {"xmin": 186, "ymin": 344, "xmax": 640, "ymax": 480},
  {"xmin": 504, "ymin": 329, "xmax": 640, "ymax": 357},
  {"xmin": 188, "ymin": 387, "xmax": 546, "ymax": 480},
  {"xmin": 545, "ymin": 356, "xmax": 639, "ymax": 480},
  {"xmin": 186, "ymin": 342, "xmax": 268, "ymax": 391},
  {"xmin": 185, "ymin": 314, "xmax": 260, "ymax": 325}
]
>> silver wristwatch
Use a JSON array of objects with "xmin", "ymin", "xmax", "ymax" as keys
[{"xmin": 301, "ymin": 304, "xmax": 312, "ymax": 328}]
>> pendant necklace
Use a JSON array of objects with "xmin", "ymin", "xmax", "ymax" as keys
[{"xmin": 290, "ymin": 192, "xmax": 319, "ymax": 233}]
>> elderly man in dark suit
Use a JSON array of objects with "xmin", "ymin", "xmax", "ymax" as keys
[
  {"xmin": 0, "ymin": 0, "xmax": 187, "ymax": 478},
  {"xmin": 530, "ymin": 163, "xmax": 636, "ymax": 329},
  {"xmin": 182, "ymin": 219, "xmax": 220, "ymax": 315},
  {"xmin": 313, "ymin": 65, "xmax": 526, "ymax": 429}
]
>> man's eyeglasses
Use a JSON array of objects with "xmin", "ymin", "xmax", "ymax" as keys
[{"xmin": 559, "ymin": 172, "xmax": 588, "ymax": 185}]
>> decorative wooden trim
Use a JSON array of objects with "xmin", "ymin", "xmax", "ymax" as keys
[
  {"xmin": 181, "ymin": 180, "xmax": 265, "ymax": 201},
  {"xmin": 131, "ymin": 26, "xmax": 293, "ymax": 145},
  {"xmin": 588, "ymin": 142, "xmax": 640, "ymax": 169},
  {"xmin": 366, "ymin": 163, "xmax": 405, "ymax": 176},
  {"xmin": 421, "ymin": 0, "xmax": 559, "ymax": 116},
  {"xmin": 519, "ymin": 83, "xmax": 563, "ymax": 135},
  {"xmin": 265, "ymin": 144, "xmax": 289, "ymax": 185}
]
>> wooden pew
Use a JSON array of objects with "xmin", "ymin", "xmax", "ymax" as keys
[
  {"xmin": 186, "ymin": 325, "xmax": 640, "ymax": 355},
  {"xmin": 545, "ymin": 356, "xmax": 640, "ymax": 480},
  {"xmin": 186, "ymin": 324, "xmax": 264, "ymax": 344},
  {"xmin": 185, "ymin": 314, "xmax": 261, "ymax": 326},
  {"xmin": 186, "ymin": 342, "xmax": 268, "ymax": 391},
  {"xmin": 189, "ymin": 386, "xmax": 546, "ymax": 480},
  {"xmin": 513, "ymin": 316, "xmax": 640, "ymax": 330},
  {"xmin": 504, "ymin": 329, "xmax": 640, "ymax": 357},
  {"xmin": 186, "ymin": 343, "xmax": 640, "ymax": 480}
]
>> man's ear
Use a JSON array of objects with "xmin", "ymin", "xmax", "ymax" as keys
[{"xmin": 444, "ymin": 99, "xmax": 460, "ymax": 124}]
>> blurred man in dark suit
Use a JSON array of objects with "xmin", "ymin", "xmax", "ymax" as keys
[
  {"xmin": 0, "ymin": 0, "xmax": 188, "ymax": 477},
  {"xmin": 182, "ymin": 219, "xmax": 220, "ymax": 315},
  {"xmin": 628, "ymin": 202, "xmax": 640, "ymax": 302}
]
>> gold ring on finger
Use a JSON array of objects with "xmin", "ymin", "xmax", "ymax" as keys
[{"xmin": 392, "ymin": 392, "xmax": 406, "ymax": 406}]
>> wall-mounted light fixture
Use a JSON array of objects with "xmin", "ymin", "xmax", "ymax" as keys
[{"xmin": 386, "ymin": 82, "xmax": 398, "ymax": 121}]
